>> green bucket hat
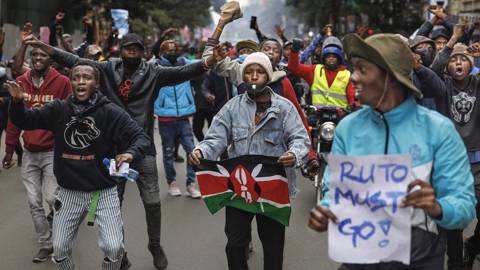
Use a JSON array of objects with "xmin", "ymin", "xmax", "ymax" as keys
[{"xmin": 344, "ymin": 33, "xmax": 423, "ymax": 99}]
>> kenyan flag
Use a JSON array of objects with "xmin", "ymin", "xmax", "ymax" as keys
[{"xmin": 194, "ymin": 155, "xmax": 291, "ymax": 226}]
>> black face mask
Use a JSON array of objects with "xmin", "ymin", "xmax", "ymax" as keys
[
  {"xmin": 246, "ymin": 83, "xmax": 268, "ymax": 97},
  {"xmin": 325, "ymin": 62, "xmax": 339, "ymax": 70},
  {"xmin": 165, "ymin": 53, "xmax": 179, "ymax": 63},
  {"xmin": 416, "ymin": 47, "xmax": 435, "ymax": 67},
  {"xmin": 122, "ymin": 57, "xmax": 141, "ymax": 68}
]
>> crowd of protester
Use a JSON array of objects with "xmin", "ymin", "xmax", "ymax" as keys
[{"xmin": 1, "ymin": 1, "xmax": 480, "ymax": 270}]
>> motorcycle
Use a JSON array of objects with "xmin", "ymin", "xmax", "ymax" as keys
[{"xmin": 302, "ymin": 105, "xmax": 347, "ymax": 205}]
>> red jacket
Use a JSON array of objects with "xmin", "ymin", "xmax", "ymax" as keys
[
  {"xmin": 5, "ymin": 68, "xmax": 72, "ymax": 153},
  {"xmin": 288, "ymin": 51, "xmax": 357, "ymax": 106},
  {"xmin": 277, "ymin": 77, "xmax": 316, "ymax": 161}
]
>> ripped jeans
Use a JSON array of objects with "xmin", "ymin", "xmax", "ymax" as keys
[
  {"xmin": 52, "ymin": 186, "xmax": 124, "ymax": 270},
  {"xmin": 158, "ymin": 119, "xmax": 196, "ymax": 186}
]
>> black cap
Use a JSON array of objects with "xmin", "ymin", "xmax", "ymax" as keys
[
  {"xmin": 120, "ymin": 33, "xmax": 145, "ymax": 50},
  {"xmin": 431, "ymin": 26, "xmax": 450, "ymax": 41}
]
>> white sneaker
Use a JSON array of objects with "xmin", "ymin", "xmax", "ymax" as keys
[
  {"xmin": 186, "ymin": 184, "xmax": 201, "ymax": 199},
  {"xmin": 168, "ymin": 182, "xmax": 182, "ymax": 196}
]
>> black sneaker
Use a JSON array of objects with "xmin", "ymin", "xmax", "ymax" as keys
[
  {"xmin": 32, "ymin": 247, "xmax": 53, "ymax": 263},
  {"xmin": 148, "ymin": 244, "xmax": 168, "ymax": 270},
  {"xmin": 120, "ymin": 252, "xmax": 131, "ymax": 270}
]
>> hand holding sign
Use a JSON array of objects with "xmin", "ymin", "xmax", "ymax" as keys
[
  {"xmin": 308, "ymin": 205, "xmax": 339, "ymax": 232},
  {"xmin": 402, "ymin": 179, "xmax": 442, "ymax": 219}
]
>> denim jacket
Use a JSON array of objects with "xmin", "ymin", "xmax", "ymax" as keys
[{"xmin": 195, "ymin": 89, "xmax": 310, "ymax": 185}]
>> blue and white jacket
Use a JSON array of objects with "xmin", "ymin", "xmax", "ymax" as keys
[
  {"xmin": 154, "ymin": 56, "xmax": 198, "ymax": 117},
  {"xmin": 321, "ymin": 95, "xmax": 476, "ymax": 232}
]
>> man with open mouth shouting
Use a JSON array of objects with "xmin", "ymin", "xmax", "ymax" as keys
[{"xmin": 3, "ymin": 31, "xmax": 72, "ymax": 263}]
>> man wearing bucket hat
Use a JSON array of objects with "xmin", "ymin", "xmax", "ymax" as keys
[
  {"xmin": 189, "ymin": 52, "xmax": 310, "ymax": 270},
  {"xmin": 409, "ymin": 35, "xmax": 436, "ymax": 68},
  {"xmin": 308, "ymin": 33, "xmax": 476, "ymax": 269}
]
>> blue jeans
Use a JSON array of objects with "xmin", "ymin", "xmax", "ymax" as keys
[{"xmin": 158, "ymin": 120, "xmax": 196, "ymax": 186}]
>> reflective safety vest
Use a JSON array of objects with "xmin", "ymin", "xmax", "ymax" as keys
[{"xmin": 311, "ymin": 64, "xmax": 350, "ymax": 108}]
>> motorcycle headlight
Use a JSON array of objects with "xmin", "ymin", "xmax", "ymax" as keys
[{"xmin": 319, "ymin": 122, "xmax": 336, "ymax": 141}]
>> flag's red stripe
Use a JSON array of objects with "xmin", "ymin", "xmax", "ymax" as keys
[
  {"xmin": 197, "ymin": 174, "xmax": 229, "ymax": 196},
  {"xmin": 257, "ymin": 180, "xmax": 290, "ymax": 204}
]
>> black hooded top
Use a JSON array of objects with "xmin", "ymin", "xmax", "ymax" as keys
[{"xmin": 9, "ymin": 91, "xmax": 151, "ymax": 191}]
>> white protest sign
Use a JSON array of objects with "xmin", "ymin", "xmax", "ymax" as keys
[{"xmin": 328, "ymin": 154, "xmax": 413, "ymax": 265}]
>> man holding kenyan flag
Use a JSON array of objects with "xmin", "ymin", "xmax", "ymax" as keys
[{"xmin": 188, "ymin": 51, "xmax": 310, "ymax": 270}]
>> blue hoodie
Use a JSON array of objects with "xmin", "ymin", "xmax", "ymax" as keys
[{"xmin": 154, "ymin": 56, "xmax": 198, "ymax": 117}]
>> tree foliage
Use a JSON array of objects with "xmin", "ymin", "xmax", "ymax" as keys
[
  {"xmin": 287, "ymin": 0, "xmax": 424, "ymax": 34},
  {"xmin": 89, "ymin": 0, "xmax": 212, "ymax": 35}
]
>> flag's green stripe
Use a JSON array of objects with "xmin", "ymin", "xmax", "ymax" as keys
[
  {"xmin": 202, "ymin": 192, "xmax": 234, "ymax": 214},
  {"xmin": 203, "ymin": 193, "xmax": 291, "ymax": 226}
]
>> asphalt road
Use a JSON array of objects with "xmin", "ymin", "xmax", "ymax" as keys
[{"xmin": 0, "ymin": 128, "xmax": 478, "ymax": 270}]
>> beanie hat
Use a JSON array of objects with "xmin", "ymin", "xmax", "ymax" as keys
[
  {"xmin": 450, "ymin": 43, "xmax": 474, "ymax": 72},
  {"xmin": 240, "ymin": 52, "xmax": 273, "ymax": 84}
]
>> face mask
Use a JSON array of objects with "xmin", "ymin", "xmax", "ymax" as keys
[
  {"xmin": 237, "ymin": 54, "xmax": 248, "ymax": 64},
  {"xmin": 165, "ymin": 52, "xmax": 179, "ymax": 63},
  {"xmin": 325, "ymin": 62, "xmax": 339, "ymax": 70},
  {"xmin": 122, "ymin": 57, "xmax": 141, "ymax": 68},
  {"xmin": 416, "ymin": 47, "xmax": 435, "ymax": 67},
  {"xmin": 246, "ymin": 83, "xmax": 268, "ymax": 97}
]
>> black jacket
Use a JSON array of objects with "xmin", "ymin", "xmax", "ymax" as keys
[
  {"xmin": 51, "ymin": 48, "xmax": 207, "ymax": 155},
  {"xmin": 9, "ymin": 92, "xmax": 150, "ymax": 191},
  {"xmin": 201, "ymin": 71, "xmax": 233, "ymax": 112}
]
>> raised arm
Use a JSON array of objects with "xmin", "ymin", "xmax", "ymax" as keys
[
  {"xmin": 416, "ymin": 20, "xmax": 434, "ymax": 37},
  {"xmin": 153, "ymin": 61, "xmax": 207, "ymax": 90},
  {"xmin": 300, "ymin": 34, "xmax": 323, "ymax": 64},
  {"xmin": 288, "ymin": 39, "xmax": 315, "ymax": 85},
  {"xmin": 274, "ymin": 25, "xmax": 288, "ymax": 43},
  {"xmin": 201, "ymin": 4, "xmax": 244, "ymax": 86},
  {"xmin": 12, "ymin": 23, "xmax": 34, "ymax": 76},
  {"xmin": 252, "ymin": 20, "xmax": 268, "ymax": 43},
  {"xmin": 5, "ymin": 81, "xmax": 60, "ymax": 131},
  {"xmin": 24, "ymin": 35, "xmax": 74, "ymax": 67}
]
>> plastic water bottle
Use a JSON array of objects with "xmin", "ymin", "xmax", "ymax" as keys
[{"xmin": 102, "ymin": 158, "xmax": 139, "ymax": 182}]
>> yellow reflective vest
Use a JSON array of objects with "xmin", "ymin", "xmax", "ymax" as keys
[{"xmin": 311, "ymin": 64, "xmax": 350, "ymax": 108}]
